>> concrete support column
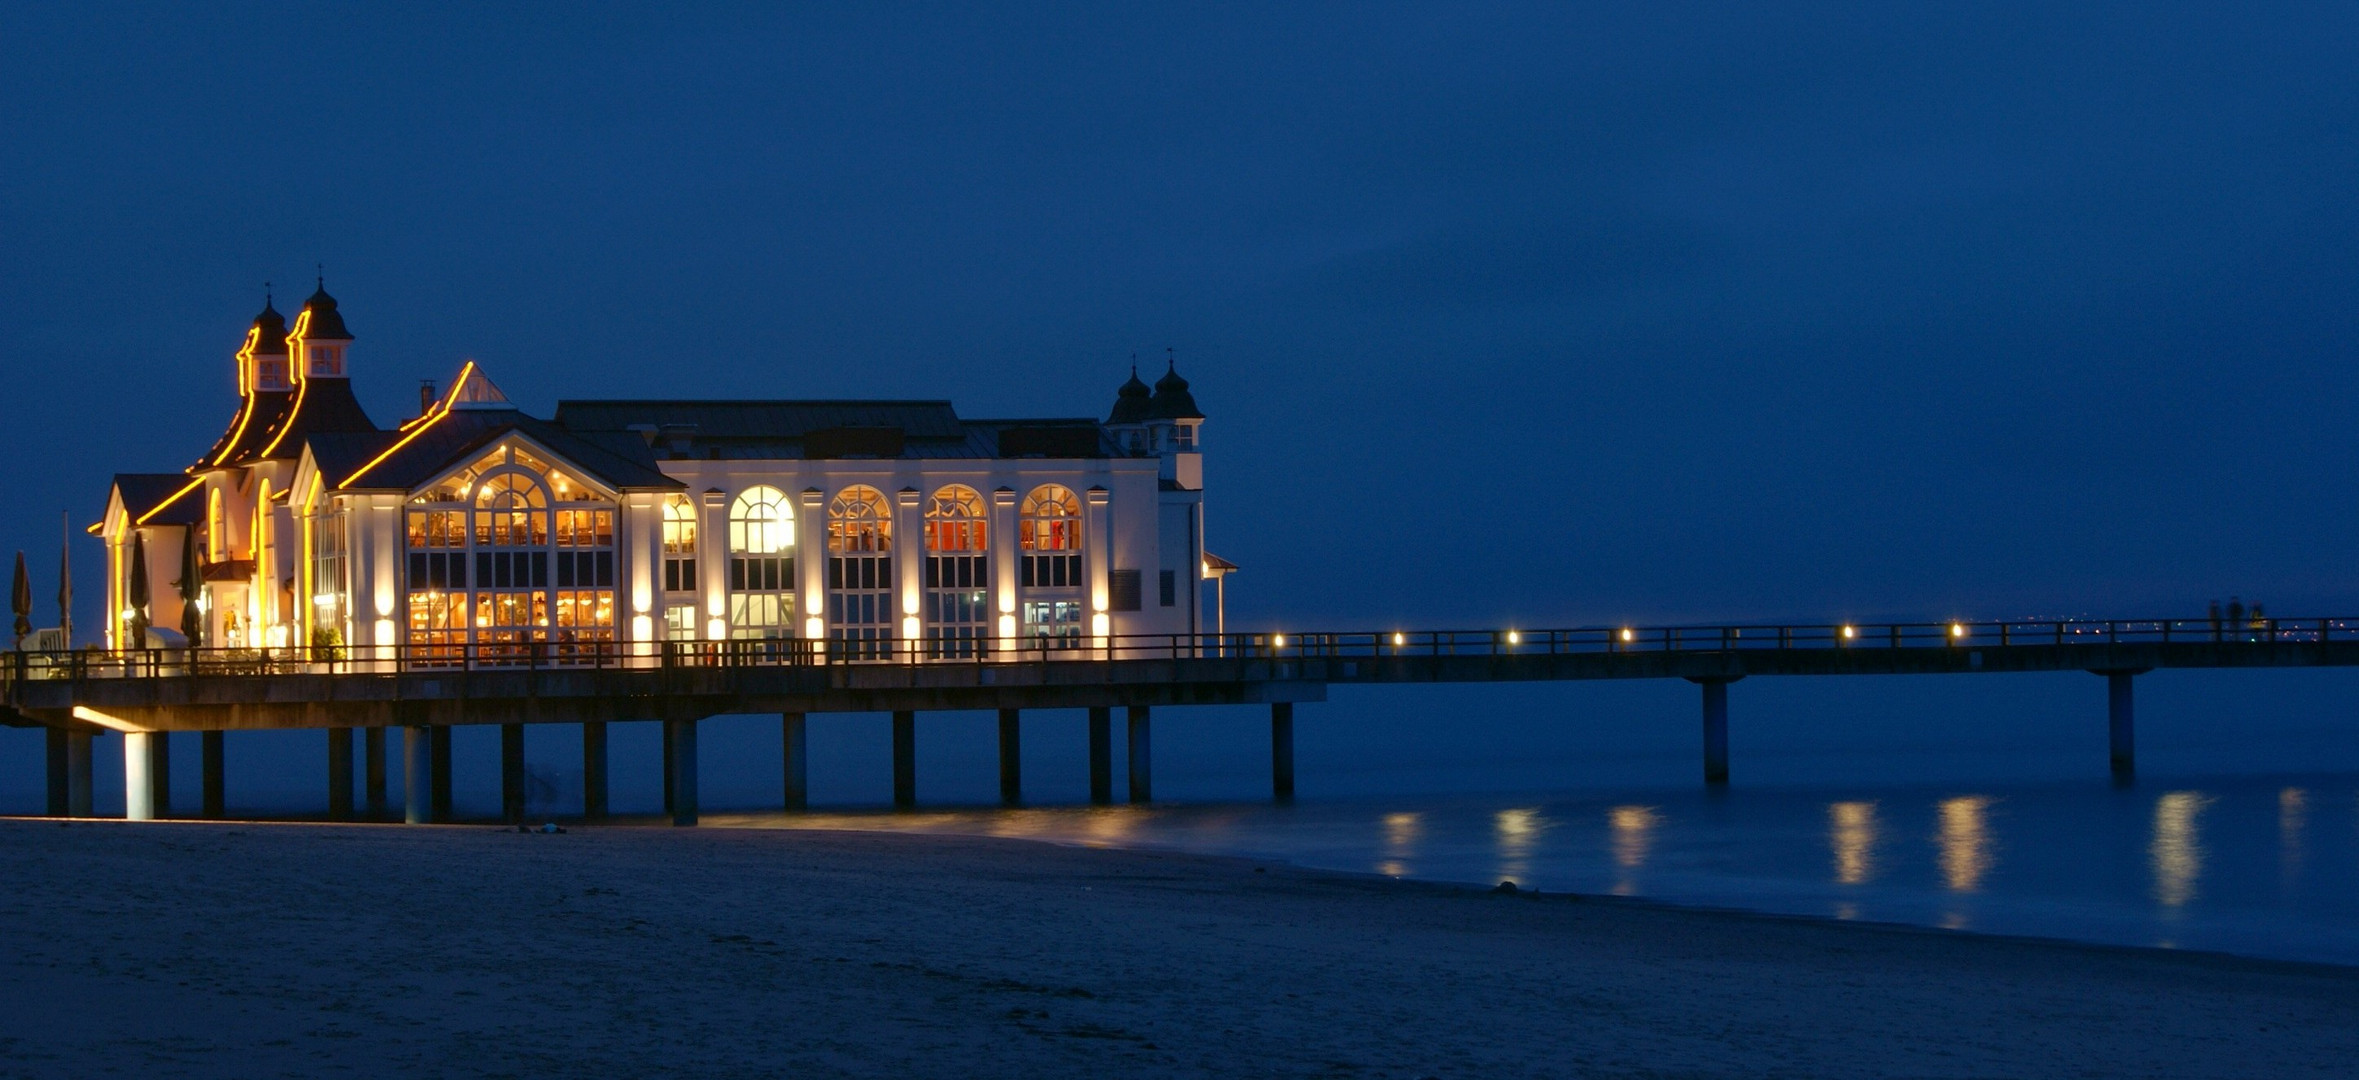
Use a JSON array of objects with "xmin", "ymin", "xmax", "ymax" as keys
[
  {"xmin": 429, "ymin": 726, "xmax": 453, "ymax": 822},
  {"xmin": 66, "ymin": 730, "xmax": 93, "ymax": 817},
  {"xmin": 2108, "ymin": 671, "xmax": 2136, "ymax": 782},
  {"xmin": 45, "ymin": 728, "xmax": 68, "ymax": 816},
  {"xmin": 202, "ymin": 731, "xmax": 225, "ymax": 818},
  {"xmin": 501, "ymin": 723, "xmax": 526, "ymax": 824},
  {"xmin": 1700, "ymin": 679, "xmax": 1731, "ymax": 786},
  {"xmin": 403, "ymin": 726, "xmax": 431, "ymax": 824},
  {"xmin": 666, "ymin": 718, "xmax": 699, "ymax": 826},
  {"xmin": 582, "ymin": 721, "xmax": 609, "ymax": 820},
  {"xmin": 1126, "ymin": 705, "xmax": 1152, "ymax": 804},
  {"xmin": 1087, "ymin": 707, "xmax": 1112, "ymax": 805},
  {"xmin": 662, "ymin": 722, "xmax": 676, "ymax": 814},
  {"xmin": 997, "ymin": 708, "xmax": 1022, "ymax": 806},
  {"xmin": 1271, "ymin": 702, "xmax": 1295, "ymax": 802},
  {"xmin": 892, "ymin": 710, "xmax": 916, "ymax": 809},
  {"xmin": 364, "ymin": 726, "xmax": 387, "ymax": 817},
  {"xmin": 327, "ymin": 727, "xmax": 355, "ymax": 820},
  {"xmin": 124, "ymin": 731, "xmax": 158, "ymax": 821},
  {"xmin": 782, "ymin": 713, "xmax": 808, "ymax": 811}
]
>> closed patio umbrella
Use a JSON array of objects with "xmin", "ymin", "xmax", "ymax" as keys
[
  {"xmin": 127, "ymin": 530, "xmax": 149, "ymax": 649},
  {"xmin": 10, "ymin": 551, "xmax": 28, "ymax": 650},
  {"xmin": 179, "ymin": 528, "xmax": 204, "ymax": 648}
]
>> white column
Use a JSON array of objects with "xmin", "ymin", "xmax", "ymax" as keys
[
  {"xmin": 895, "ymin": 486, "xmax": 922, "ymax": 657},
  {"xmin": 991, "ymin": 486, "xmax": 1017, "ymax": 652},
  {"xmin": 627, "ymin": 493, "xmax": 657, "ymax": 659},
  {"xmin": 1086, "ymin": 486, "xmax": 1111, "ymax": 651},
  {"xmin": 798, "ymin": 487, "xmax": 827, "ymax": 643},
  {"xmin": 124, "ymin": 731, "xmax": 155, "ymax": 820},
  {"xmin": 700, "ymin": 488, "xmax": 728, "ymax": 642},
  {"xmin": 368, "ymin": 496, "xmax": 399, "ymax": 669}
]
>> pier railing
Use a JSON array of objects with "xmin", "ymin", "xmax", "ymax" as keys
[{"xmin": 3, "ymin": 616, "xmax": 2350, "ymax": 684}]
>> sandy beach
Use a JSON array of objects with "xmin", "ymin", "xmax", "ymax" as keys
[{"xmin": 0, "ymin": 819, "xmax": 2352, "ymax": 1079}]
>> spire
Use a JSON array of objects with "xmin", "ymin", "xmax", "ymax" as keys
[
  {"xmin": 1148, "ymin": 349, "xmax": 1204, "ymax": 420},
  {"xmin": 299, "ymin": 274, "xmax": 353, "ymax": 341},
  {"xmin": 249, "ymin": 288, "xmax": 288, "ymax": 355},
  {"xmin": 1107, "ymin": 353, "xmax": 1154, "ymax": 424}
]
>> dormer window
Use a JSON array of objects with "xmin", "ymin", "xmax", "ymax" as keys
[
  {"xmin": 309, "ymin": 344, "xmax": 343, "ymax": 377},
  {"xmin": 1174, "ymin": 423, "xmax": 1197, "ymax": 449},
  {"xmin": 257, "ymin": 358, "xmax": 289, "ymax": 388}
]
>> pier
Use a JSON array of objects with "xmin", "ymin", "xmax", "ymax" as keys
[{"xmin": 6, "ymin": 616, "xmax": 2353, "ymax": 823}]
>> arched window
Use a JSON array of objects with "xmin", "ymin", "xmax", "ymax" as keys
[
  {"xmin": 206, "ymin": 487, "xmax": 226, "ymax": 562},
  {"xmin": 1020, "ymin": 484, "xmax": 1080, "ymax": 551},
  {"xmin": 398, "ymin": 444, "xmax": 620, "ymax": 666},
  {"xmin": 473, "ymin": 471, "xmax": 548, "ymax": 546},
  {"xmin": 827, "ymin": 485, "xmax": 894, "ymax": 658},
  {"xmin": 925, "ymin": 485, "xmax": 988, "ymax": 657},
  {"xmin": 1018, "ymin": 484, "xmax": 1083, "ymax": 648},
  {"xmin": 727, "ymin": 486, "xmax": 794, "ymax": 640}
]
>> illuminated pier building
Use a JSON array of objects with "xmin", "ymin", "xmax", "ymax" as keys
[{"xmin": 100, "ymin": 288, "xmax": 1211, "ymax": 661}]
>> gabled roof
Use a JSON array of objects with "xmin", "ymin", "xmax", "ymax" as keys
[
  {"xmin": 331, "ymin": 369, "xmax": 679, "ymax": 493},
  {"xmin": 254, "ymin": 376, "xmax": 378, "ymax": 461},
  {"xmin": 194, "ymin": 389, "xmax": 293, "ymax": 471},
  {"xmin": 112, "ymin": 474, "xmax": 204, "ymax": 527}
]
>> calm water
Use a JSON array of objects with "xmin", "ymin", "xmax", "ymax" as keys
[{"xmin": 708, "ymin": 773, "xmax": 2359, "ymax": 967}]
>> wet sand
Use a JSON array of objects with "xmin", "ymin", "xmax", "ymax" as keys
[{"xmin": 0, "ymin": 818, "xmax": 2351, "ymax": 1079}]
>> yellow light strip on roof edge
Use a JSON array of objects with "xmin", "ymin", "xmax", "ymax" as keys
[
  {"xmin": 208, "ymin": 327, "xmax": 265, "ymax": 468},
  {"xmin": 133, "ymin": 477, "xmax": 205, "ymax": 526},
  {"xmin": 257, "ymin": 309, "xmax": 313, "ymax": 459},
  {"xmin": 337, "ymin": 361, "xmax": 477, "ymax": 490}
]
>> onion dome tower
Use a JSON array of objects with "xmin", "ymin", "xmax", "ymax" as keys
[
  {"xmin": 1107, "ymin": 364, "xmax": 1153, "ymax": 424},
  {"xmin": 1147, "ymin": 360, "xmax": 1204, "ymax": 423},
  {"xmin": 195, "ymin": 292, "xmax": 297, "ymax": 470}
]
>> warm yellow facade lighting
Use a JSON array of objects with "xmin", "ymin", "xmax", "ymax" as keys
[
  {"xmin": 71, "ymin": 706, "xmax": 147, "ymax": 734},
  {"xmin": 338, "ymin": 362, "xmax": 477, "ymax": 489},
  {"xmin": 133, "ymin": 477, "xmax": 205, "ymax": 526}
]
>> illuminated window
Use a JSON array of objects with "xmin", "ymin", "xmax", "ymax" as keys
[
  {"xmin": 661, "ymin": 493, "xmax": 698, "ymax": 596},
  {"xmin": 925, "ymin": 485, "xmax": 989, "ymax": 658},
  {"xmin": 828, "ymin": 485, "xmax": 893, "ymax": 659},
  {"xmin": 727, "ymin": 486, "xmax": 794, "ymax": 640},
  {"xmin": 206, "ymin": 487, "xmax": 225, "ymax": 562},
  {"xmin": 308, "ymin": 344, "xmax": 342, "ymax": 377},
  {"xmin": 1019, "ymin": 484, "xmax": 1082, "ymax": 591},
  {"xmin": 400, "ymin": 445, "xmax": 615, "ymax": 665}
]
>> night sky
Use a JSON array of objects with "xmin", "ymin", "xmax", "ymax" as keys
[{"xmin": 5, "ymin": 4, "xmax": 2359, "ymax": 807}]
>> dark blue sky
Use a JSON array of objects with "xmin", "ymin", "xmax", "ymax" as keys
[{"xmin": 7, "ymin": 2, "xmax": 2359, "ymax": 633}]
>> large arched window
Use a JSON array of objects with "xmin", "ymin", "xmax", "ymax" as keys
[
  {"xmin": 827, "ymin": 485, "xmax": 893, "ymax": 658},
  {"xmin": 1018, "ymin": 483, "xmax": 1083, "ymax": 648},
  {"xmin": 727, "ymin": 486, "xmax": 794, "ymax": 640},
  {"xmin": 925, "ymin": 485, "xmax": 988, "ymax": 657},
  {"xmin": 399, "ymin": 443, "xmax": 616, "ymax": 666}
]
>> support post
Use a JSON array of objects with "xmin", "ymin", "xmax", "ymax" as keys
[
  {"xmin": 429, "ymin": 726, "xmax": 452, "ymax": 822},
  {"xmin": 667, "ymin": 718, "xmax": 699, "ymax": 826},
  {"xmin": 364, "ymin": 726, "xmax": 387, "ymax": 818},
  {"xmin": 327, "ymin": 727, "xmax": 355, "ymax": 820},
  {"xmin": 582, "ymin": 721, "xmax": 609, "ymax": 820},
  {"xmin": 125, "ymin": 731, "xmax": 157, "ymax": 821},
  {"xmin": 2107, "ymin": 670, "xmax": 2136, "ymax": 782},
  {"xmin": 1700, "ymin": 679, "xmax": 1730, "ymax": 786},
  {"xmin": 404, "ymin": 726, "xmax": 430, "ymax": 824},
  {"xmin": 45, "ymin": 728, "xmax": 68, "ymax": 816},
  {"xmin": 662, "ymin": 721, "xmax": 676, "ymax": 814},
  {"xmin": 66, "ymin": 730, "xmax": 92, "ymax": 817},
  {"xmin": 1271, "ymin": 702, "xmax": 1295, "ymax": 801},
  {"xmin": 1126, "ymin": 705, "xmax": 1152, "ymax": 804},
  {"xmin": 202, "ymin": 731, "xmax": 224, "ymax": 818},
  {"xmin": 781, "ymin": 713, "xmax": 807, "ymax": 811},
  {"xmin": 997, "ymin": 708, "xmax": 1022, "ymax": 806},
  {"xmin": 1087, "ymin": 706, "xmax": 1112, "ymax": 805},
  {"xmin": 892, "ymin": 710, "xmax": 916, "ymax": 809},
  {"xmin": 501, "ymin": 723, "xmax": 526, "ymax": 824}
]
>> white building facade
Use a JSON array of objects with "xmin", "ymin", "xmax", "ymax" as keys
[{"xmin": 102, "ymin": 291, "xmax": 1211, "ymax": 664}]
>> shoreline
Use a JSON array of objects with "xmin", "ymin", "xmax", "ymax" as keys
[{"xmin": 3, "ymin": 819, "xmax": 2355, "ymax": 1077}]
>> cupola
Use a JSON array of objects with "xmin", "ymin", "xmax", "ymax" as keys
[
  {"xmin": 1107, "ymin": 365, "xmax": 1153, "ymax": 425},
  {"xmin": 289, "ymin": 277, "xmax": 354, "ymax": 380},
  {"xmin": 244, "ymin": 294, "xmax": 291, "ymax": 393},
  {"xmin": 1148, "ymin": 361, "xmax": 1204, "ymax": 421}
]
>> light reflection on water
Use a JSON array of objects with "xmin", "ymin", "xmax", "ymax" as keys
[{"xmin": 706, "ymin": 774, "xmax": 2359, "ymax": 967}]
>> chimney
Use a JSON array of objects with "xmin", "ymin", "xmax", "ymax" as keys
[{"xmin": 419, "ymin": 381, "xmax": 437, "ymax": 418}]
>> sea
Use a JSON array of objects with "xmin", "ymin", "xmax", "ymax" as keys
[{"xmin": 7, "ymin": 669, "xmax": 2358, "ymax": 966}]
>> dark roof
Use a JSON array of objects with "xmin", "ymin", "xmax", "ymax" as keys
[
  {"xmin": 255, "ymin": 376, "xmax": 378, "ymax": 461},
  {"xmin": 1107, "ymin": 369, "xmax": 1153, "ymax": 424},
  {"xmin": 1149, "ymin": 364, "xmax": 1204, "ymax": 420},
  {"xmin": 112, "ymin": 474, "xmax": 203, "ymax": 526},
  {"xmin": 297, "ymin": 284, "xmax": 352, "ymax": 340},
  {"xmin": 557, "ymin": 399, "xmax": 1122, "ymax": 460},
  {"xmin": 328, "ymin": 406, "xmax": 681, "ymax": 493},
  {"xmin": 249, "ymin": 301, "xmax": 288, "ymax": 355},
  {"xmin": 193, "ymin": 389, "xmax": 292, "ymax": 471}
]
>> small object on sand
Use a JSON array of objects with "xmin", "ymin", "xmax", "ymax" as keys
[
  {"xmin": 1493, "ymin": 880, "xmax": 1519, "ymax": 895},
  {"xmin": 538, "ymin": 822, "xmax": 565, "ymax": 834}
]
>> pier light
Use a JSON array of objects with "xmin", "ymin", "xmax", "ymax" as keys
[
  {"xmin": 632, "ymin": 614, "xmax": 653, "ymax": 642},
  {"xmin": 804, "ymin": 616, "xmax": 824, "ymax": 639},
  {"xmin": 1392, "ymin": 632, "xmax": 1405, "ymax": 647},
  {"xmin": 1950, "ymin": 622, "xmax": 1967, "ymax": 639},
  {"xmin": 903, "ymin": 615, "xmax": 922, "ymax": 641},
  {"xmin": 707, "ymin": 617, "xmax": 726, "ymax": 640},
  {"xmin": 1619, "ymin": 628, "xmax": 1635, "ymax": 643},
  {"xmin": 1506, "ymin": 630, "xmax": 1521, "ymax": 645},
  {"xmin": 1841, "ymin": 625, "xmax": 1857, "ymax": 640},
  {"xmin": 998, "ymin": 613, "xmax": 1015, "ymax": 638},
  {"xmin": 1272, "ymin": 633, "xmax": 1286, "ymax": 648}
]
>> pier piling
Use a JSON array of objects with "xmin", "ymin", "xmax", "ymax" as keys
[
  {"xmin": 1087, "ymin": 707, "xmax": 1112, "ymax": 805},
  {"xmin": 66, "ymin": 730, "xmax": 91, "ymax": 817},
  {"xmin": 2106, "ymin": 670, "xmax": 2138, "ymax": 782},
  {"xmin": 45, "ymin": 728, "xmax": 67, "ymax": 816},
  {"xmin": 582, "ymin": 721, "xmax": 609, "ymax": 820},
  {"xmin": 364, "ymin": 726, "xmax": 386, "ymax": 818},
  {"xmin": 1127, "ymin": 705, "xmax": 1152, "ymax": 804},
  {"xmin": 500, "ymin": 723, "xmax": 525, "ymax": 824},
  {"xmin": 998, "ymin": 708, "xmax": 1022, "ymax": 806},
  {"xmin": 1697, "ymin": 679, "xmax": 1731, "ymax": 786},
  {"xmin": 403, "ymin": 726, "xmax": 430, "ymax": 824},
  {"xmin": 781, "ymin": 712, "xmax": 808, "ymax": 810},
  {"xmin": 429, "ymin": 727, "xmax": 452, "ymax": 822},
  {"xmin": 201, "ymin": 731, "xmax": 224, "ymax": 818},
  {"xmin": 1271, "ymin": 702, "xmax": 1295, "ymax": 801},
  {"xmin": 891, "ymin": 710, "xmax": 916, "ymax": 809},
  {"xmin": 124, "ymin": 731, "xmax": 162, "ymax": 820}
]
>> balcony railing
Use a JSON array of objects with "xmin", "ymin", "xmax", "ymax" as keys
[{"xmin": 1, "ymin": 616, "xmax": 2346, "ymax": 684}]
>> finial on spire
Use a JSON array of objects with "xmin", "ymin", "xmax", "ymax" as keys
[
  {"xmin": 316, "ymin": 263, "xmax": 324, "ymax": 290},
  {"xmin": 1130, "ymin": 352, "xmax": 1138, "ymax": 376},
  {"xmin": 263, "ymin": 280, "xmax": 272, "ymax": 306},
  {"xmin": 1166, "ymin": 346, "xmax": 1175, "ymax": 371}
]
